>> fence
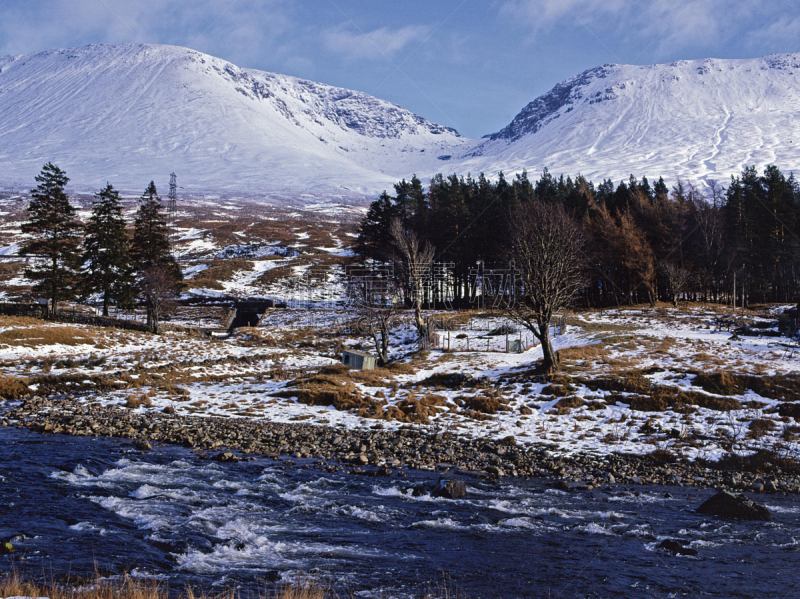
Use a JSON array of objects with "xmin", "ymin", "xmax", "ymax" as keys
[{"xmin": 423, "ymin": 314, "xmax": 567, "ymax": 354}]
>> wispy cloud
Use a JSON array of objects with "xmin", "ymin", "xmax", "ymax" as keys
[
  {"xmin": 0, "ymin": 0, "xmax": 299, "ymax": 65},
  {"xmin": 499, "ymin": 0, "xmax": 792, "ymax": 58},
  {"xmin": 746, "ymin": 15, "xmax": 800, "ymax": 48},
  {"xmin": 499, "ymin": 0, "xmax": 627, "ymax": 31},
  {"xmin": 323, "ymin": 24, "xmax": 431, "ymax": 60}
]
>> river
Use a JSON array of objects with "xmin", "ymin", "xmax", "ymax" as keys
[{"xmin": 2, "ymin": 427, "xmax": 800, "ymax": 598}]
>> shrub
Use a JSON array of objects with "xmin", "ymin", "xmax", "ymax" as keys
[
  {"xmin": 628, "ymin": 393, "xmax": 672, "ymax": 412},
  {"xmin": 554, "ymin": 396, "xmax": 584, "ymax": 414},
  {"xmin": 0, "ymin": 376, "xmax": 29, "ymax": 399},
  {"xmin": 778, "ymin": 403, "xmax": 800, "ymax": 420},
  {"xmin": 648, "ymin": 448, "xmax": 678, "ymax": 463},
  {"xmin": 692, "ymin": 372, "xmax": 744, "ymax": 395},
  {"xmin": 125, "ymin": 395, "xmax": 153, "ymax": 409},
  {"xmin": 748, "ymin": 418, "xmax": 776, "ymax": 439},
  {"xmin": 385, "ymin": 361, "xmax": 416, "ymax": 375},
  {"xmin": 317, "ymin": 364, "xmax": 350, "ymax": 376},
  {"xmin": 586, "ymin": 372, "xmax": 651, "ymax": 395},
  {"xmin": 691, "ymin": 392, "xmax": 741, "ymax": 411},
  {"xmin": 418, "ymin": 372, "xmax": 478, "ymax": 390},
  {"xmin": 541, "ymin": 383, "xmax": 575, "ymax": 397},
  {"xmin": 460, "ymin": 392, "xmax": 508, "ymax": 414}
]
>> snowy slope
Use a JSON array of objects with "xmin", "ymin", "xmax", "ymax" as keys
[
  {"xmin": 0, "ymin": 44, "xmax": 466, "ymax": 199},
  {"xmin": 1, "ymin": 45, "xmax": 799, "ymax": 199},
  {"xmin": 463, "ymin": 55, "xmax": 800, "ymax": 184}
]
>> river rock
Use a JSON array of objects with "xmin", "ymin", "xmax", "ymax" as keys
[
  {"xmin": 214, "ymin": 452, "xmax": 239, "ymax": 463},
  {"xmin": 0, "ymin": 541, "xmax": 15, "ymax": 554},
  {"xmin": 134, "ymin": 439, "xmax": 152, "ymax": 451},
  {"xmin": 434, "ymin": 478, "xmax": 467, "ymax": 499},
  {"xmin": 658, "ymin": 540, "xmax": 698, "ymax": 556},
  {"xmin": 697, "ymin": 491, "xmax": 772, "ymax": 521}
]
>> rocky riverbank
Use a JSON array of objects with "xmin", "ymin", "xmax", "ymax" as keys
[{"xmin": 4, "ymin": 395, "xmax": 800, "ymax": 494}]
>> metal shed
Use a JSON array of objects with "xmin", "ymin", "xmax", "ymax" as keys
[{"xmin": 341, "ymin": 350, "xmax": 377, "ymax": 370}]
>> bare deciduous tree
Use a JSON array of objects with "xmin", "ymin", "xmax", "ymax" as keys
[
  {"xmin": 660, "ymin": 261, "xmax": 691, "ymax": 307},
  {"xmin": 390, "ymin": 218, "xmax": 435, "ymax": 340},
  {"xmin": 346, "ymin": 268, "xmax": 400, "ymax": 365},
  {"xmin": 140, "ymin": 266, "xmax": 178, "ymax": 333},
  {"xmin": 505, "ymin": 201, "xmax": 585, "ymax": 372}
]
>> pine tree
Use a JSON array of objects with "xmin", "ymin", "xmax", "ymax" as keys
[
  {"xmin": 20, "ymin": 163, "xmax": 83, "ymax": 315},
  {"xmin": 81, "ymin": 183, "xmax": 135, "ymax": 316},
  {"xmin": 355, "ymin": 192, "xmax": 396, "ymax": 262},
  {"xmin": 130, "ymin": 181, "xmax": 178, "ymax": 274},
  {"xmin": 130, "ymin": 181, "xmax": 181, "ymax": 331}
]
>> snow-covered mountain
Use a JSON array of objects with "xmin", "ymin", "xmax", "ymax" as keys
[
  {"xmin": 0, "ymin": 44, "xmax": 467, "ymax": 199},
  {"xmin": 463, "ymin": 54, "xmax": 800, "ymax": 185},
  {"xmin": 1, "ymin": 44, "xmax": 799, "ymax": 200}
]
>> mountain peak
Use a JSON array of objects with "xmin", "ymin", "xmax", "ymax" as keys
[
  {"xmin": 469, "ymin": 53, "xmax": 800, "ymax": 185},
  {"xmin": 0, "ymin": 43, "xmax": 464, "ymax": 198}
]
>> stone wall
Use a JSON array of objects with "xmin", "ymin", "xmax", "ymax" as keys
[
  {"xmin": 0, "ymin": 303, "xmax": 46, "ymax": 318},
  {"xmin": 51, "ymin": 313, "xmax": 153, "ymax": 333}
]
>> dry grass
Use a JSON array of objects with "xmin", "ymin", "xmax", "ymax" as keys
[
  {"xmin": 385, "ymin": 361, "xmax": 416, "ymax": 375},
  {"xmin": 0, "ymin": 572, "xmax": 334, "ymax": 599},
  {"xmin": 0, "ymin": 572, "xmax": 162, "ymax": 599},
  {"xmin": 748, "ymin": 418, "xmax": 776, "ymax": 439},
  {"xmin": 188, "ymin": 258, "xmax": 254, "ymax": 290},
  {"xmin": 540, "ymin": 382, "xmax": 576, "ymax": 397},
  {"xmin": 0, "ymin": 315, "xmax": 42, "ymax": 327},
  {"xmin": 557, "ymin": 342, "xmax": 610, "ymax": 363},
  {"xmin": 0, "ymin": 374, "xmax": 29, "ymax": 399},
  {"xmin": 125, "ymin": 392, "xmax": 154, "ymax": 409},
  {"xmin": 257, "ymin": 264, "xmax": 295, "ymax": 286},
  {"xmin": 584, "ymin": 371, "xmax": 652, "ymax": 395},
  {"xmin": 0, "ymin": 323, "xmax": 104, "ymax": 348},
  {"xmin": 276, "ymin": 373, "xmax": 373, "ymax": 410},
  {"xmin": 554, "ymin": 396, "xmax": 585, "ymax": 414},
  {"xmin": 622, "ymin": 386, "xmax": 742, "ymax": 412},
  {"xmin": 455, "ymin": 391, "xmax": 509, "ymax": 414},
  {"xmin": 693, "ymin": 372, "xmax": 800, "ymax": 400}
]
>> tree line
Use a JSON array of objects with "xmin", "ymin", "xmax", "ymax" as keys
[
  {"xmin": 20, "ymin": 163, "xmax": 181, "ymax": 331},
  {"xmin": 357, "ymin": 165, "xmax": 800, "ymax": 308}
]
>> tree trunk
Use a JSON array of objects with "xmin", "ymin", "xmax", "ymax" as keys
[
  {"xmin": 536, "ymin": 321, "xmax": 557, "ymax": 373},
  {"xmin": 414, "ymin": 301, "xmax": 427, "ymax": 341},
  {"xmin": 379, "ymin": 327, "xmax": 390, "ymax": 365}
]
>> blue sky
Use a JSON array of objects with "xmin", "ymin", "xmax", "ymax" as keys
[{"xmin": 1, "ymin": 0, "xmax": 799, "ymax": 137}]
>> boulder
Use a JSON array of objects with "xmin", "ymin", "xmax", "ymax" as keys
[
  {"xmin": 134, "ymin": 439, "xmax": 152, "ymax": 451},
  {"xmin": 697, "ymin": 491, "xmax": 772, "ymax": 521},
  {"xmin": 658, "ymin": 540, "xmax": 698, "ymax": 556},
  {"xmin": 0, "ymin": 541, "xmax": 15, "ymax": 554},
  {"xmin": 214, "ymin": 452, "xmax": 240, "ymax": 463},
  {"xmin": 434, "ymin": 479, "xmax": 467, "ymax": 499},
  {"xmin": 408, "ymin": 478, "xmax": 468, "ymax": 499}
]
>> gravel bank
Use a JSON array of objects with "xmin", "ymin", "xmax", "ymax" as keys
[{"xmin": 4, "ymin": 395, "xmax": 800, "ymax": 494}]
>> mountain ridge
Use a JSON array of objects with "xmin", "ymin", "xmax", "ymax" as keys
[
  {"xmin": 1, "ymin": 44, "xmax": 799, "ymax": 199},
  {"xmin": 466, "ymin": 53, "xmax": 800, "ymax": 185},
  {"xmin": 0, "ymin": 43, "xmax": 466, "ymax": 200}
]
